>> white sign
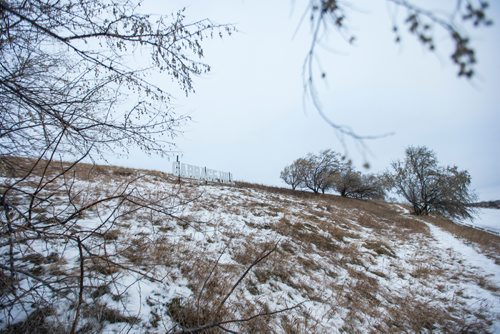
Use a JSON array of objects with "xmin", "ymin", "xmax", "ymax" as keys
[{"xmin": 172, "ymin": 161, "xmax": 233, "ymax": 184}]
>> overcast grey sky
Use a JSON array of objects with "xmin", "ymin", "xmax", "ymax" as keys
[{"xmin": 108, "ymin": 0, "xmax": 500, "ymax": 201}]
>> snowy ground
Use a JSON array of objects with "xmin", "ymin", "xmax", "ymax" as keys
[
  {"xmin": 465, "ymin": 208, "xmax": 500, "ymax": 234},
  {"xmin": 422, "ymin": 220, "xmax": 500, "ymax": 332},
  {"xmin": 1, "ymin": 164, "xmax": 499, "ymax": 333}
]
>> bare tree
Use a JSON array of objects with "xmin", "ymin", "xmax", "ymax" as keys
[
  {"xmin": 0, "ymin": 0, "xmax": 233, "ymax": 331},
  {"xmin": 280, "ymin": 158, "xmax": 307, "ymax": 190},
  {"xmin": 0, "ymin": 0, "xmax": 234, "ymax": 160},
  {"xmin": 330, "ymin": 162, "xmax": 358, "ymax": 198},
  {"xmin": 302, "ymin": 149, "xmax": 341, "ymax": 194},
  {"xmin": 388, "ymin": 146, "xmax": 476, "ymax": 219},
  {"xmin": 332, "ymin": 163, "xmax": 386, "ymax": 200},
  {"xmin": 355, "ymin": 174, "xmax": 387, "ymax": 200}
]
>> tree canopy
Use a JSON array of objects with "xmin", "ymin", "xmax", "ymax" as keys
[
  {"xmin": 280, "ymin": 149, "xmax": 386, "ymax": 199},
  {"xmin": 388, "ymin": 146, "xmax": 476, "ymax": 219},
  {"xmin": 0, "ymin": 0, "xmax": 233, "ymax": 160}
]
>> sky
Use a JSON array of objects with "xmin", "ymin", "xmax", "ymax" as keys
[{"xmin": 107, "ymin": 0, "xmax": 500, "ymax": 201}]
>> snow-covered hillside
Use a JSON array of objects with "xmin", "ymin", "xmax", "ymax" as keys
[
  {"xmin": 1, "ymin": 162, "xmax": 499, "ymax": 333},
  {"xmin": 468, "ymin": 208, "xmax": 500, "ymax": 234}
]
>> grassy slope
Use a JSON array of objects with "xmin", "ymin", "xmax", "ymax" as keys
[{"xmin": 1, "ymin": 157, "xmax": 499, "ymax": 333}]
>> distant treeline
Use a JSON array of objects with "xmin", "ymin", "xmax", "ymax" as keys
[
  {"xmin": 282, "ymin": 146, "xmax": 477, "ymax": 219},
  {"xmin": 470, "ymin": 200, "xmax": 500, "ymax": 209}
]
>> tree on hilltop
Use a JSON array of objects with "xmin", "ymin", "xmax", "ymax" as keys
[
  {"xmin": 280, "ymin": 150, "xmax": 341, "ymax": 194},
  {"xmin": 388, "ymin": 146, "xmax": 476, "ymax": 219},
  {"xmin": 280, "ymin": 158, "xmax": 308, "ymax": 190},
  {"xmin": 281, "ymin": 150, "xmax": 386, "ymax": 198},
  {"xmin": 302, "ymin": 149, "xmax": 342, "ymax": 194}
]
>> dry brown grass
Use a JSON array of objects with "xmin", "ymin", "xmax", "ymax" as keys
[
  {"xmin": 86, "ymin": 256, "xmax": 120, "ymax": 276},
  {"xmin": 392, "ymin": 216, "xmax": 430, "ymax": 237},
  {"xmin": 167, "ymin": 297, "xmax": 221, "ymax": 333},
  {"xmin": 476, "ymin": 276, "xmax": 500, "ymax": 293},
  {"xmin": 0, "ymin": 270, "xmax": 16, "ymax": 298},
  {"xmin": 356, "ymin": 210, "xmax": 429, "ymax": 241},
  {"xmin": 101, "ymin": 229, "xmax": 121, "ymax": 241},
  {"xmin": 169, "ymin": 243, "xmax": 286, "ymax": 333},
  {"xmin": 119, "ymin": 234, "xmax": 176, "ymax": 269},
  {"xmin": 82, "ymin": 302, "xmax": 140, "ymax": 327},
  {"xmin": 0, "ymin": 156, "xmax": 175, "ymax": 184},
  {"xmin": 235, "ymin": 181, "xmax": 394, "ymax": 218},
  {"xmin": 279, "ymin": 312, "xmax": 321, "ymax": 334},
  {"xmin": 357, "ymin": 213, "xmax": 388, "ymax": 231},
  {"xmin": 167, "ymin": 296, "xmax": 276, "ymax": 334},
  {"xmin": 293, "ymin": 210, "xmax": 359, "ymax": 240},
  {"xmin": 0, "ymin": 155, "xmax": 106, "ymax": 180},
  {"xmin": 381, "ymin": 293, "xmax": 490, "ymax": 333},
  {"xmin": 232, "ymin": 239, "xmax": 301, "ymax": 293},
  {"xmin": 337, "ymin": 268, "xmax": 382, "ymax": 332},
  {"xmin": 296, "ymin": 256, "xmax": 321, "ymax": 273},
  {"xmin": 121, "ymin": 236, "xmax": 150, "ymax": 266},
  {"xmin": 235, "ymin": 181, "xmax": 319, "ymax": 201},
  {"xmin": 363, "ymin": 240, "xmax": 396, "ymax": 258},
  {"xmin": 236, "ymin": 180, "xmax": 431, "ymax": 243},
  {"xmin": 410, "ymin": 265, "xmax": 445, "ymax": 279},
  {"xmin": 232, "ymin": 240, "xmax": 276, "ymax": 266},
  {"xmin": 272, "ymin": 217, "xmax": 339, "ymax": 253}
]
